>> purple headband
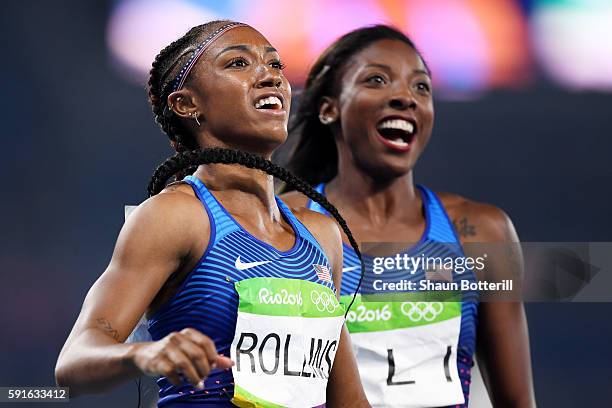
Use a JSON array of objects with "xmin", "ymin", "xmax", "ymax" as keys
[{"xmin": 171, "ymin": 22, "xmax": 247, "ymax": 92}]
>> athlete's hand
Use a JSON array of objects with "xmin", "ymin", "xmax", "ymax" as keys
[{"xmin": 130, "ymin": 328, "xmax": 234, "ymax": 388}]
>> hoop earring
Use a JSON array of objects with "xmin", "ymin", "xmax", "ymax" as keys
[{"xmin": 191, "ymin": 112, "xmax": 201, "ymax": 126}]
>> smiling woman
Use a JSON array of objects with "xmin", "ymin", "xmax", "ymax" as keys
[
  {"xmin": 54, "ymin": 20, "xmax": 369, "ymax": 407},
  {"xmin": 282, "ymin": 25, "xmax": 536, "ymax": 407}
]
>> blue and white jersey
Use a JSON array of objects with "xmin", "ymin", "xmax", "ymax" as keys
[
  {"xmin": 147, "ymin": 175, "xmax": 341, "ymax": 407},
  {"xmin": 308, "ymin": 183, "xmax": 480, "ymax": 408}
]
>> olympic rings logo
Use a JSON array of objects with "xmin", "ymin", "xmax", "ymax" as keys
[
  {"xmin": 310, "ymin": 290, "xmax": 340, "ymax": 313},
  {"xmin": 400, "ymin": 302, "xmax": 444, "ymax": 322}
]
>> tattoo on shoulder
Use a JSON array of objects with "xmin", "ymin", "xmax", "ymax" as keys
[
  {"xmin": 453, "ymin": 217, "xmax": 476, "ymax": 237},
  {"xmin": 96, "ymin": 317, "xmax": 119, "ymax": 340},
  {"xmin": 165, "ymin": 182, "xmax": 184, "ymax": 192}
]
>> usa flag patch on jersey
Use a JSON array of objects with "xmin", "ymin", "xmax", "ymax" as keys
[{"xmin": 313, "ymin": 264, "xmax": 332, "ymax": 283}]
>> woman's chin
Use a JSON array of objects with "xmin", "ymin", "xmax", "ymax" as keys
[{"xmin": 364, "ymin": 158, "xmax": 415, "ymax": 180}]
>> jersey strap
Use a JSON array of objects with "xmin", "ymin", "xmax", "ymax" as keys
[
  {"xmin": 307, "ymin": 183, "xmax": 328, "ymax": 215},
  {"xmin": 182, "ymin": 174, "xmax": 240, "ymax": 244}
]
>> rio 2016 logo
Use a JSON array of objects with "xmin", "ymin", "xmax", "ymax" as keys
[
  {"xmin": 258, "ymin": 288, "xmax": 303, "ymax": 306},
  {"xmin": 346, "ymin": 304, "xmax": 392, "ymax": 323},
  {"xmin": 310, "ymin": 290, "xmax": 341, "ymax": 313},
  {"xmin": 346, "ymin": 302, "xmax": 445, "ymax": 323},
  {"xmin": 400, "ymin": 302, "xmax": 444, "ymax": 322}
]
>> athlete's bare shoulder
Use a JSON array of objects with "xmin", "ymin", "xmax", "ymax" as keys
[
  {"xmin": 436, "ymin": 191, "xmax": 518, "ymax": 243},
  {"xmin": 144, "ymin": 182, "xmax": 200, "ymax": 213},
  {"xmin": 129, "ymin": 181, "xmax": 210, "ymax": 244},
  {"xmin": 278, "ymin": 190, "xmax": 309, "ymax": 210},
  {"xmin": 291, "ymin": 206, "xmax": 339, "ymax": 240},
  {"xmin": 159, "ymin": 180, "xmax": 198, "ymax": 197},
  {"xmin": 278, "ymin": 190, "xmax": 332, "ymax": 245}
]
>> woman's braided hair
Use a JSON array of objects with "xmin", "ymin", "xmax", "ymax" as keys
[
  {"xmin": 146, "ymin": 22, "xmax": 364, "ymax": 313},
  {"xmin": 147, "ymin": 20, "xmax": 232, "ymax": 180}
]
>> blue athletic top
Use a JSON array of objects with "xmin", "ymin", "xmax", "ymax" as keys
[
  {"xmin": 307, "ymin": 183, "xmax": 480, "ymax": 407},
  {"xmin": 147, "ymin": 175, "xmax": 335, "ymax": 407}
]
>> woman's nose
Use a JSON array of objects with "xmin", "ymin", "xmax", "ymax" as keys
[
  {"xmin": 388, "ymin": 93, "xmax": 417, "ymax": 110},
  {"xmin": 255, "ymin": 66, "xmax": 282, "ymax": 89}
]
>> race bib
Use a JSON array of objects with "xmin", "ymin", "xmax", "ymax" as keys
[
  {"xmin": 231, "ymin": 277, "xmax": 345, "ymax": 408},
  {"xmin": 343, "ymin": 295, "xmax": 464, "ymax": 407}
]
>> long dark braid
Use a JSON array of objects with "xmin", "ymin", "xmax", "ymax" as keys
[{"xmin": 148, "ymin": 147, "xmax": 365, "ymax": 314}]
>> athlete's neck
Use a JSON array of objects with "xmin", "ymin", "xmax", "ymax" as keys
[
  {"xmin": 193, "ymin": 164, "xmax": 280, "ymax": 221},
  {"xmin": 326, "ymin": 170, "xmax": 422, "ymax": 225}
]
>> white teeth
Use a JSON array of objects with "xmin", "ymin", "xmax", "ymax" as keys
[
  {"xmin": 378, "ymin": 119, "xmax": 414, "ymax": 134},
  {"xmin": 254, "ymin": 96, "xmax": 282, "ymax": 109},
  {"xmin": 388, "ymin": 138, "xmax": 409, "ymax": 147}
]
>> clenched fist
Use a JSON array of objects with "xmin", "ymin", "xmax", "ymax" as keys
[{"xmin": 130, "ymin": 328, "xmax": 234, "ymax": 388}]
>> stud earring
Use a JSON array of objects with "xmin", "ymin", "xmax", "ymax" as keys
[
  {"xmin": 168, "ymin": 96, "xmax": 182, "ymax": 114},
  {"xmin": 191, "ymin": 112, "xmax": 201, "ymax": 126},
  {"xmin": 319, "ymin": 114, "xmax": 334, "ymax": 125}
]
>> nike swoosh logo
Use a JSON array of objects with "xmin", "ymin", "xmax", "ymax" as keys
[
  {"xmin": 342, "ymin": 266, "xmax": 360, "ymax": 273},
  {"xmin": 235, "ymin": 255, "xmax": 273, "ymax": 271}
]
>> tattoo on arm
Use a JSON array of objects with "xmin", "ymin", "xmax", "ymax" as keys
[
  {"xmin": 96, "ymin": 317, "xmax": 119, "ymax": 341},
  {"xmin": 453, "ymin": 217, "xmax": 476, "ymax": 238}
]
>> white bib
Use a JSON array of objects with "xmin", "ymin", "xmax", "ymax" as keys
[
  {"xmin": 344, "ymin": 296, "xmax": 464, "ymax": 407},
  {"xmin": 231, "ymin": 277, "xmax": 344, "ymax": 407}
]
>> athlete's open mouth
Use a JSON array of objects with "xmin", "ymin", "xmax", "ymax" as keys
[
  {"xmin": 375, "ymin": 117, "xmax": 416, "ymax": 151},
  {"xmin": 254, "ymin": 95, "xmax": 283, "ymax": 110}
]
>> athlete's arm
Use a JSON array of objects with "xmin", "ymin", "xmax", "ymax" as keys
[
  {"xmin": 292, "ymin": 209, "xmax": 370, "ymax": 407},
  {"xmin": 55, "ymin": 191, "xmax": 232, "ymax": 396},
  {"xmin": 456, "ymin": 201, "xmax": 536, "ymax": 407},
  {"xmin": 326, "ymin": 326, "xmax": 369, "ymax": 408}
]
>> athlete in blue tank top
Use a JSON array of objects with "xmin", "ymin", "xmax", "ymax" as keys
[
  {"xmin": 55, "ymin": 21, "xmax": 370, "ymax": 408},
  {"xmin": 306, "ymin": 183, "xmax": 479, "ymax": 407},
  {"xmin": 281, "ymin": 24, "xmax": 535, "ymax": 407},
  {"xmin": 148, "ymin": 176, "xmax": 340, "ymax": 406}
]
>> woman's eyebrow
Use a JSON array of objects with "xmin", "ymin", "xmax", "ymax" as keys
[
  {"xmin": 413, "ymin": 69, "xmax": 431, "ymax": 77},
  {"xmin": 215, "ymin": 44, "xmax": 250, "ymax": 59},
  {"xmin": 362, "ymin": 64, "xmax": 431, "ymax": 78},
  {"xmin": 215, "ymin": 45, "xmax": 279, "ymax": 59},
  {"xmin": 364, "ymin": 63, "xmax": 391, "ymax": 71}
]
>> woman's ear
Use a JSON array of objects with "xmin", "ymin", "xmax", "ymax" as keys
[
  {"xmin": 167, "ymin": 91, "xmax": 198, "ymax": 119},
  {"xmin": 318, "ymin": 97, "xmax": 339, "ymax": 125}
]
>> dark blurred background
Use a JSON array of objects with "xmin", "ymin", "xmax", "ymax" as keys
[{"xmin": 1, "ymin": 0, "xmax": 610, "ymax": 407}]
